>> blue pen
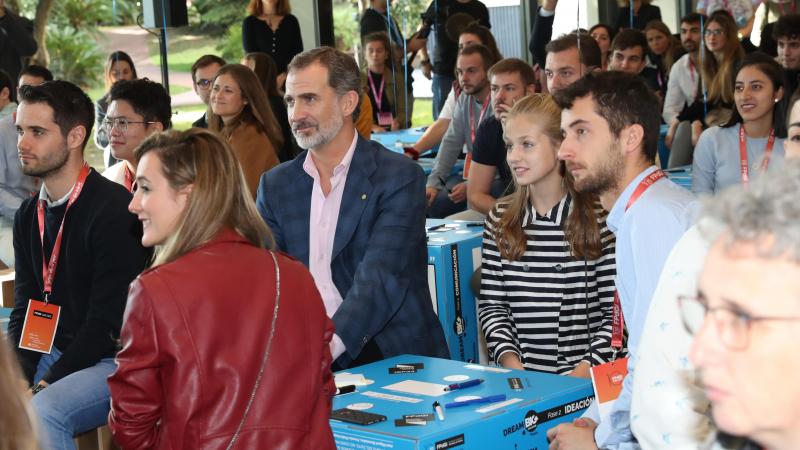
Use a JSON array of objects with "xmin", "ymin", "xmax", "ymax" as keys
[
  {"xmin": 444, "ymin": 378, "xmax": 484, "ymax": 391},
  {"xmin": 445, "ymin": 394, "xmax": 506, "ymax": 408}
]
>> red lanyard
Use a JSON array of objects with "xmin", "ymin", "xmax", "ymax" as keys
[
  {"xmin": 36, "ymin": 163, "xmax": 90, "ymax": 303},
  {"xmin": 123, "ymin": 164, "xmax": 135, "ymax": 193},
  {"xmin": 367, "ymin": 70, "xmax": 385, "ymax": 111},
  {"xmin": 611, "ymin": 168, "xmax": 666, "ymax": 350},
  {"xmin": 625, "ymin": 169, "xmax": 666, "ymax": 211},
  {"xmin": 688, "ymin": 56, "xmax": 701, "ymax": 98},
  {"xmin": 469, "ymin": 92, "xmax": 491, "ymax": 144},
  {"xmin": 738, "ymin": 125, "xmax": 775, "ymax": 186},
  {"xmin": 779, "ymin": 0, "xmax": 797, "ymax": 14},
  {"xmin": 612, "ymin": 292, "xmax": 625, "ymax": 350}
]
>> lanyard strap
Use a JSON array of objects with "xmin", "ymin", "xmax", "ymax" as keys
[
  {"xmin": 612, "ymin": 169, "xmax": 666, "ymax": 351},
  {"xmin": 36, "ymin": 163, "xmax": 91, "ymax": 303},
  {"xmin": 612, "ymin": 292, "xmax": 625, "ymax": 350},
  {"xmin": 739, "ymin": 125, "xmax": 775, "ymax": 186},
  {"xmin": 625, "ymin": 169, "xmax": 666, "ymax": 212},
  {"xmin": 123, "ymin": 164, "xmax": 136, "ymax": 193},
  {"xmin": 469, "ymin": 92, "xmax": 491, "ymax": 144},
  {"xmin": 367, "ymin": 70, "xmax": 386, "ymax": 111},
  {"xmin": 779, "ymin": 0, "xmax": 797, "ymax": 14}
]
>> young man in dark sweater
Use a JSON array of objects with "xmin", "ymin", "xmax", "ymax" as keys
[
  {"xmin": 9, "ymin": 80, "xmax": 149, "ymax": 448},
  {"xmin": 467, "ymin": 58, "xmax": 536, "ymax": 217}
]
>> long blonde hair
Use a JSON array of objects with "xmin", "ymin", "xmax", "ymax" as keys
[
  {"xmin": 134, "ymin": 129, "xmax": 274, "ymax": 267},
  {"xmin": 0, "ymin": 336, "xmax": 38, "ymax": 450},
  {"xmin": 495, "ymin": 94, "xmax": 602, "ymax": 261}
]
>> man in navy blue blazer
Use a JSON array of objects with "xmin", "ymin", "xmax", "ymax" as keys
[{"xmin": 256, "ymin": 47, "xmax": 448, "ymax": 369}]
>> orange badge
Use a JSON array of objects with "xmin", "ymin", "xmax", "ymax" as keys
[{"xmin": 19, "ymin": 299, "xmax": 61, "ymax": 354}]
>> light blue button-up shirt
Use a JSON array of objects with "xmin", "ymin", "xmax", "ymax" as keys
[{"xmin": 591, "ymin": 165, "xmax": 698, "ymax": 449}]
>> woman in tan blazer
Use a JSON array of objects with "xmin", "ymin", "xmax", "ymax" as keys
[{"xmin": 208, "ymin": 64, "xmax": 283, "ymax": 198}]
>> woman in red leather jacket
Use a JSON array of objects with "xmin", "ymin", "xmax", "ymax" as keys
[{"xmin": 107, "ymin": 129, "xmax": 336, "ymax": 449}]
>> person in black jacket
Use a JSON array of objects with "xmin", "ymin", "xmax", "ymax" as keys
[
  {"xmin": 421, "ymin": 0, "xmax": 490, "ymax": 119},
  {"xmin": 528, "ymin": 0, "xmax": 556, "ymax": 69},
  {"xmin": 9, "ymin": 80, "xmax": 149, "ymax": 449},
  {"xmin": 614, "ymin": 0, "xmax": 662, "ymax": 32},
  {"xmin": 242, "ymin": 0, "xmax": 303, "ymax": 91},
  {"xmin": 360, "ymin": 0, "xmax": 427, "ymax": 118},
  {"xmin": 0, "ymin": 0, "xmax": 37, "ymax": 83}
]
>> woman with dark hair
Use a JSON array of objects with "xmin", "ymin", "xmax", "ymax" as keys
[
  {"xmin": 95, "ymin": 51, "xmax": 138, "ymax": 158},
  {"xmin": 109, "ymin": 129, "xmax": 335, "ymax": 449},
  {"xmin": 589, "ymin": 23, "xmax": 614, "ymax": 70},
  {"xmin": 479, "ymin": 94, "xmax": 617, "ymax": 376},
  {"xmin": 208, "ymin": 64, "xmax": 283, "ymax": 197},
  {"xmin": 242, "ymin": 0, "xmax": 303, "ymax": 90},
  {"xmin": 459, "ymin": 21, "xmax": 503, "ymax": 63},
  {"xmin": 241, "ymin": 52, "xmax": 295, "ymax": 161},
  {"xmin": 693, "ymin": 52, "xmax": 786, "ymax": 194},
  {"xmin": 362, "ymin": 31, "xmax": 409, "ymax": 131}
]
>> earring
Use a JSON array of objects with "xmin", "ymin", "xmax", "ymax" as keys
[{"xmin": 775, "ymin": 98, "xmax": 780, "ymax": 103}]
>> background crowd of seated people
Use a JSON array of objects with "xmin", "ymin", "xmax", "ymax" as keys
[{"xmin": 4, "ymin": 1, "xmax": 800, "ymax": 450}]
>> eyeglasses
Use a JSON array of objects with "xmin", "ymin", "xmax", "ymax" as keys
[
  {"xmin": 678, "ymin": 295, "xmax": 800, "ymax": 351},
  {"xmin": 196, "ymin": 79, "xmax": 213, "ymax": 89},
  {"xmin": 102, "ymin": 117, "xmax": 156, "ymax": 133},
  {"xmin": 705, "ymin": 29, "xmax": 724, "ymax": 37}
]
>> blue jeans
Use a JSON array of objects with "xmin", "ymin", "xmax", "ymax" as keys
[
  {"xmin": 432, "ymin": 73, "xmax": 454, "ymax": 121},
  {"xmin": 428, "ymin": 173, "xmax": 467, "ymax": 219},
  {"xmin": 32, "ymin": 347, "xmax": 117, "ymax": 450}
]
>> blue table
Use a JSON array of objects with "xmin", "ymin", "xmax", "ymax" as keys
[
  {"xmin": 331, "ymin": 355, "xmax": 594, "ymax": 450},
  {"xmin": 665, "ymin": 164, "xmax": 692, "ymax": 190},
  {"xmin": 372, "ymin": 128, "xmax": 437, "ymax": 156},
  {"xmin": 1, "ymin": 307, "xmax": 10, "ymax": 333}
]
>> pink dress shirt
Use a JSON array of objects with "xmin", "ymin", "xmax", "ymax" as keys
[{"xmin": 303, "ymin": 132, "xmax": 359, "ymax": 360}]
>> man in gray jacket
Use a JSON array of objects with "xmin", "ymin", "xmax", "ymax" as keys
[{"xmin": 425, "ymin": 44, "xmax": 498, "ymax": 218}]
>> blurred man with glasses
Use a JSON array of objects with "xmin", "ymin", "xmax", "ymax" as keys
[
  {"xmin": 683, "ymin": 159, "xmax": 800, "ymax": 450},
  {"xmin": 631, "ymin": 94, "xmax": 800, "ymax": 448},
  {"xmin": 102, "ymin": 79, "xmax": 171, "ymax": 192},
  {"xmin": 190, "ymin": 55, "xmax": 225, "ymax": 129}
]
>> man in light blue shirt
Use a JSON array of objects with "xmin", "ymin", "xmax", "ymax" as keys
[{"xmin": 550, "ymin": 71, "xmax": 698, "ymax": 449}]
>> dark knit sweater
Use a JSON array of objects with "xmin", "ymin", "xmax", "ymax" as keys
[{"xmin": 9, "ymin": 169, "xmax": 149, "ymax": 384}]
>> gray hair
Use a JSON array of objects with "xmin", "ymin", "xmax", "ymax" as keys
[
  {"xmin": 701, "ymin": 159, "xmax": 800, "ymax": 261},
  {"xmin": 287, "ymin": 46, "xmax": 361, "ymax": 119}
]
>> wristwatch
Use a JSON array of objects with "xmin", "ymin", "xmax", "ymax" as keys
[{"xmin": 31, "ymin": 383, "xmax": 47, "ymax": 395}]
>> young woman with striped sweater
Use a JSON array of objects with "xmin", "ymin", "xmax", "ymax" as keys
[{"xmin": 478, "ymin": 94, "xmax": 618, "ymax": 377}]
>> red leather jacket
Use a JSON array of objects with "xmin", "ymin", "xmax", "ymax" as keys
[{"xmin": 108, "ymin": 229, "xmax": 336, "ymax": 449}]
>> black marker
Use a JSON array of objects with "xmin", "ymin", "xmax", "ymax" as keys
[{"xmin": 335, "ymin": 385, "xmax": 356, "ymax": 395}]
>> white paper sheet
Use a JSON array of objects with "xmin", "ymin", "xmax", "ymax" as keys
[
  {"xmin": 382, "ymin": 379, "xmax": 448, "ymax": 397},
  {"xmin": 334, "ymin": 373, "xmax": 368, "ymax": 387}
]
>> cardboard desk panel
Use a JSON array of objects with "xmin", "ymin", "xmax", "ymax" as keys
[
  {"xmin": 331, "ymin": 356, "xmax": 595, "ymax": 450},
  {"xmin": 426, "ymin": 220, "xmax": 483, "ymax": 364}
]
